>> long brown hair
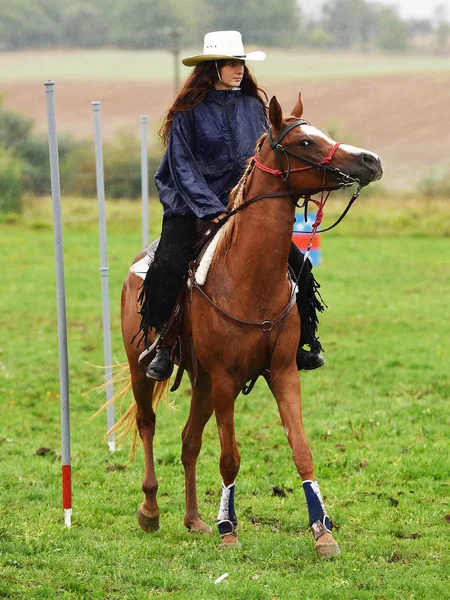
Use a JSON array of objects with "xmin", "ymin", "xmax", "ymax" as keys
[{"xmin": 159, "ymin": 60, "xmax": 268, "ymax": 148}]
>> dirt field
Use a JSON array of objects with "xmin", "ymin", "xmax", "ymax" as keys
[{"xmin": 2, "ymin": 73, "xmax": 450, "ymax": 190}]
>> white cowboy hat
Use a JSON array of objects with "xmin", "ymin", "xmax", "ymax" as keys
[{"xmin": 182, "ymin": 30, "xmax": 266, "ymax": 67}]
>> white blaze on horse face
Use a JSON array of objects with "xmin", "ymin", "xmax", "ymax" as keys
[
  {"xmin": 339, "ymin": 143, "xmax": 380, "ymax": 163},
  {"xmin": 300, "ymin": 125, "xmax": 334, "ymax": 145},
  {"xmin": 300, "ymin": 125, "xmax": 380, "ymax": 163}
]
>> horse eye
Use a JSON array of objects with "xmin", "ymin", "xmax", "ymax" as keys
[{"xmin": 299, "ymin": 140, "xmax": 310, "ymax": 148}]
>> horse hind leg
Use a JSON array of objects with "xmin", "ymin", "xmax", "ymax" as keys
[
  {"xmin": 269, "ymin": 368, "xmax": 340, "ymax": 558},
  {"xmin": 181, "ymin": 368, "xmax": 214, "ymax": 534},
  {"xmin": 131, "ymin": 370, "xmax": 161, "ymax": 532},
  {"xmin": 121, "ymin": 273, "xmax": 161, "ymax": 532}
]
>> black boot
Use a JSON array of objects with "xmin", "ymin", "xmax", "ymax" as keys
[
  {"xmin": 296, "ymin": 347, "xmax": 325, "ymax": 371},
  {"xmin": 146, "ymin": 344, "xmax": 173, "ymax": 381}
]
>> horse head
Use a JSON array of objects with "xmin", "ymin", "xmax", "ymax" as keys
[{"xmin": 261, "ymin": 93, "xmax": 383, "ymax": 193}]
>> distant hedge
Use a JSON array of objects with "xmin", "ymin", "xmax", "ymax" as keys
[
  {"xmin": 419, "ymin": 169, "xmax": 450, "ymax": 199},
  {"xmin": 0, "ymin": 102, "xmax": 162, "ymax": 212},
  {"xmin": 0, "ymin": 144, "xmax": 23, "ymax": 213},
  {"xmin": 61, "ymin": 133, "xmax": 161, "ymax": 200}
]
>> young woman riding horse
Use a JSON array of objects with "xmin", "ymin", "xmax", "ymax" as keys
[
  {"xmin": 137, "ymin": 31, "xmax": 326, "ymax": 381},
  {"xmin": 120, "ymin": 84, "xmax": 382, "ymax": 556}
]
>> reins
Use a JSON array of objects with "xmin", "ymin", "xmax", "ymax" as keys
[
  {"xmin": 190, "ymin": 119, "xmax": 362, "ymax": 394},
  {"xmin": 265, "ymin": 119, "xmax": 362, "ymax": 271},
  {"xmin": 221, "ymin": 119, "xmax": 361, "ymax": 237}
]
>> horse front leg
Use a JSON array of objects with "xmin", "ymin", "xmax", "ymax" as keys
[
  {"xmin": 269, "ymin": 367, "xmax": 340, "ymax": 558},
  {"xmin": 130, "ymin": 370, "xmax": 160, "ymax": 532},
  {"xmin": 181, "ymin": 367, "xmax": 214, "ymax": 534},
  {"xmin": 212, "ymin": 371, "xmax": 242, "ymax": 550}
]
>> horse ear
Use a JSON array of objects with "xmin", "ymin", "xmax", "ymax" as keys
[
  {"xmin": 269, "ymin": 96, "xmax": 283, "ymax": 131},
  {"xmin": 291, "ymin": 93, "xmax": 304, "ymax": 118}
]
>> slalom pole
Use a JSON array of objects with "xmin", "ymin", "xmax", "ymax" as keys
[
  {"xmin": 44, "ymin": 80, "xmax": 72, "ymax": 528},
  {"xmin": 92, "ymin": 101, "xmax": 115, "ymax": 452},
  {"xmin": 140, "ymin": 115, "xmax": 149, "ymax": 249}
]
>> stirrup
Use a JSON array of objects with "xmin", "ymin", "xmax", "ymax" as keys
[
  {"xmin": 138, "ymin": 334, "xmax": 161, "ymax": 374},
  {"xmin": 145, "ymin": 344, "xmax": 173, "ymax": 381}
]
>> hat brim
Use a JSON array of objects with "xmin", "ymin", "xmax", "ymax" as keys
[{"xmin": 182, "ymin": 51, "xmax": 266, "ymax": 67}]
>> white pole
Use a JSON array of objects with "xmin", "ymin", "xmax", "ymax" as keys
[
  {"xmin": 44, "ymin": 80, "xmax": 72, "ymax": 527},
  {"xmin": 92, "ymin": 101, "xmax": 115, "ymax": 452},
  {"xmin": 140, "ymin": 115, "xmax": 149, "ymax": 249}
]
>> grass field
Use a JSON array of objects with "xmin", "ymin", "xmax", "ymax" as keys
[
  {"xmin": 0, "ymin": 196, "xmax": 449, "ymax": 599},
  {"xmin": 1, "ymin": 48, "xmax": 450, "ymax": 83}
]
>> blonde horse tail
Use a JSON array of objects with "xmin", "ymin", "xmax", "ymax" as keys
[
  {"xmin": 151, "ymin": 378, "xmax": 172, "ymax": 413},
  {"xmin": 91, "ymin": 363, "xmax": 172, "ymax": 459}
]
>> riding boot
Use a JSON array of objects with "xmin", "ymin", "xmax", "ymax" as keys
[
  {"xmin": 296, "ymin": 346, "xmax": 325, "ymax": 371},
  {"xmin": 145, "ymin": 341, "xmax": 173, "ymax": 381}
]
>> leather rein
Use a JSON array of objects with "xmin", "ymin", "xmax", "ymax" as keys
[
  {"xmin": 188, "ymin": 119, "xmax": 362, "ymax": 394},
  {"xmin": 224, "ymin": 118, "xmax": 362, "ymax": 234}
]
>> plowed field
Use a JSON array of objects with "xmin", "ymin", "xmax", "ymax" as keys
[{"xmin": 2, "ymin": 72, "xmax": 450, "ymax": 190}]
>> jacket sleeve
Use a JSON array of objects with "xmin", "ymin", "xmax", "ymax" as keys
[{"xmin": 167, "ymin": 112, "xmax": 226, "ymax": 220}]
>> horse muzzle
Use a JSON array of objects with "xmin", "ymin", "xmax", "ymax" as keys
[
  {"xmin": 339, "ymin": 145, "xmax": 383, "ymax": 187},
  {"xmin": 360, "ymin": 152, "xmax": 383, "ymax": 184}
]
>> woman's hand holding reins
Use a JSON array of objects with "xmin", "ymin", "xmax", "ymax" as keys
[{"xmin": 211, "ymin": 211, "xmax": 228, "ymax": 224}]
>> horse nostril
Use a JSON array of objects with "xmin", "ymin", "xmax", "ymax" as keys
[{"xmin": 362, "ymin": 153, "xmax": 380, "ymax": 171}]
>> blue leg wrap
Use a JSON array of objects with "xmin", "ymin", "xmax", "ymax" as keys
[
  {"xmin": 217, "ymin": 482, "xmax": 237, "ymax": 537},
  {"xmin": 302, "ymin": 480, "xmax": 331, "ymax": 532}
]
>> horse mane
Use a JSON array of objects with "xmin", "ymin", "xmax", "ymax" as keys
[
  {"xmin": 211, "ymin": 134, "xmax": 267, "ymax": 266},
  {"xmin": 228, "ymin": 135, "xmax": 265, "ymax": 209},
  {"xmin": 210, "ymin": 114, "xmax": 302, "ymax": 267}
]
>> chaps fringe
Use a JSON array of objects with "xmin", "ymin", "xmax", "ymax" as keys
[{"xmin": 303, "ymin": 275, "xmax": 327, "ymax": 354}]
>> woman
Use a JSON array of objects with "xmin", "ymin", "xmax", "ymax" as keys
[{"xmin": 138, "ymin": 31, "xmax": 325, "ymax": 381}]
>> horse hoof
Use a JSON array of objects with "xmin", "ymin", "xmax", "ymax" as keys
[
  {"xmin": 218, "ymin": 534, "xmax": 242, "ymax": 551},
  {"xmin": 315, "ymin": 539, "xmax": 341, "ymax": 559},
  {"xmin": 137, "ymin": 505, "xmax": 160, "ymax": 532},
  {"xmin": 188, "ymin": 520, "xmax": 213, "ymax": 534}
]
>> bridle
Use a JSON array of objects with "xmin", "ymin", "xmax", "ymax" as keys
[
  {"xmin": 225, "ymin": 118, "xmax": 362, "ymax": 237},
  {"xmin": 266, "ymin": 118, "xmax": 354, "ymax": 188}
]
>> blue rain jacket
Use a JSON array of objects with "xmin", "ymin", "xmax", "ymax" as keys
[{"xmin": 155, "ymin": 89, "xmax": 268, "ymax": 220}]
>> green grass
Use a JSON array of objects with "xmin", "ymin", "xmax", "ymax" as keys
[
  {"xmin": 1, "ymin": 196, "xmax": 449, "ymax": 599},
  {"xmin": 0, "ymin": 48, "xmax": 450, "ymax": 83}
]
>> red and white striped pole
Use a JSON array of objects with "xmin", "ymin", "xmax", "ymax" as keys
[{"xmin": 44, "ymin": 80, "xmax": 72, "ymax": 527}]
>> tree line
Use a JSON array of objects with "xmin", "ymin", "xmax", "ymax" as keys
[{"xmin": 0, "ymin": 0, "xmax": 448, "ymax": 52}]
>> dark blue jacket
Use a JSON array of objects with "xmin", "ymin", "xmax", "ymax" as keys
[{"xmin": 155, "ymin": 89, "xmax": 268, "ymax": 219}]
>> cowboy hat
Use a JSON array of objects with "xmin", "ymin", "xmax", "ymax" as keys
[{"xmin": 182, "ymin": 30, "xmax": 266, "ymax": 67}]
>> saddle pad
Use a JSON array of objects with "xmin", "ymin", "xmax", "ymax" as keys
[
  {"xmin": 195, "ymin": 227, "xmax": 225, "ymax": 286},
  {"xmin": 128, "ymin": 226, "xmax": 225, "ymax": 286},
  {"xmin": 129, "ymin": 238, "xmax": 159, "ymax": 281}
]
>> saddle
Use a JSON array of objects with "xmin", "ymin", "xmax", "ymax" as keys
[{"xmin": 137, "ymin": 220, "xmax": 222, "ymax": 389}]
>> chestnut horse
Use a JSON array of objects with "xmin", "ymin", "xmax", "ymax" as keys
[{"xmin": 119, "ymin": 94, "xmax": 382, "ymax": 557}]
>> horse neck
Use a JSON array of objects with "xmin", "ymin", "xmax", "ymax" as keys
[{"xmin": 219, "ymin": 172, "xmax": 296, "ymax": 306}]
